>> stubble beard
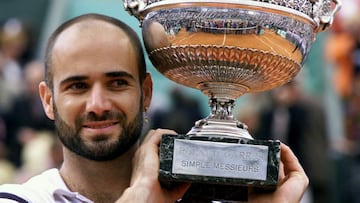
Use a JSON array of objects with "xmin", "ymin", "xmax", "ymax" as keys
[{"xmin": 53, "ymin": 103, "xmax": 143, "ymax": 161}]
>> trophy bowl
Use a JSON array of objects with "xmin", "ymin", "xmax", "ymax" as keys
[
  {"xmin": 123, "ymin": 0, "xmax": 341, "ymax": 201},
  {"xmin": 125, "ymin": 0, "xmax": 341, "ymax": 138}
]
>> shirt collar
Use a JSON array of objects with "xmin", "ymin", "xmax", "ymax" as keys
[{"xmin": 42, "ymin": 168, "xmax": 94, "ymax": 203}]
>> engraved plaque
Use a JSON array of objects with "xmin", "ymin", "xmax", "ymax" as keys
[
  {"xmin": 172, "ymin": 139, "xmax": 268, "ymax": 180},
  {"xmin": 159, "ymin": 134, "xmax": 280, "ymax": 201}
]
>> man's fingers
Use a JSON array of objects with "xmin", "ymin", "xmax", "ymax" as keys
[
  {"xmin": 278, "ymin": 159, "xmax": 285, "ymax": 182},
  {"xmin": 143, "ymin": 129, "xmax": 177, "ymax": 145},
  {"xmin": 279, "ymin": 143, "xmax": 309, "ymax": 190},
  {"xmin": 280, "ymin": 143, "xmax": 305, "ymax": 175}
]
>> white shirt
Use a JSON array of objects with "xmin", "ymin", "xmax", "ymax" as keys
[{"xmin": 0, "ymin": 169, "xmax": 93, "ymax": 203}]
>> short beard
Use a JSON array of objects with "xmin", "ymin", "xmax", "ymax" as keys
[{"xmin": 53, "ymin": 103, "xmax": 143, "ymax": 161}]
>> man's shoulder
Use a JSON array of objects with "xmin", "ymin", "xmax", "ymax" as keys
[
  {"xmin": 0, "ymin": 169, "xmax": 93, "ymax": 203},
  {"xmin": 0, "ymin": 184, "xmax": 31, "ymax": 202},
  {"xmin": 0, "ymin": 191, "xmax": 28, "ymax": 203},
  {"xmin": 0, "ymin": 168, "xmax": 62, "ymax": 202},
  {"xmin": 22, "ymin": 168, "xmax": 61, "ymax": 188}
]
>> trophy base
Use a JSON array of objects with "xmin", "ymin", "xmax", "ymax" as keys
[{"xmin": 159, "ymin": 134, "xmax": 280, "ymax": 201}]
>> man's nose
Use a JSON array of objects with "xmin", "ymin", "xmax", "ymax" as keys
[{"xmin": 86, "ymin": 84, "xmax": 112, "ymax": 115}]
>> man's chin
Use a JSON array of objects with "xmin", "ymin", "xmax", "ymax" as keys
[{"xmin": 79, "ymin": 139, "xmax": 136, "ymax": 161}]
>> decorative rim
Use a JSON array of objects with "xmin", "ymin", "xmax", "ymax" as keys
[
  {"xmin": 124, "ymin": 0, "xmax": 341, "ymax": 31},
  {"xmin": 145, "ymin": 0, "xmax": 313, "ymax": 22}
]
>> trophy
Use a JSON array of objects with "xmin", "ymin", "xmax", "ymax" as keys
[{"xmin": 123, "ymin": 0, "xmax": 341, "ymax": 201}]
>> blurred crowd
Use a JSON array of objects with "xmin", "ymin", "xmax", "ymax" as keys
[
  {"xmin": 234, "ymin": 2, "xmax": 360, "ymax": 203},
  {"xmin": 323, "ymin": 1, "xmax": 360, "ymax": 202},
  {"xmin": 1, "ymin": 1, "xmax": 360, "ymax": 203},
  {"xmin": 0, "ymin": 17, "xmax": 61, "ymax": 185}
]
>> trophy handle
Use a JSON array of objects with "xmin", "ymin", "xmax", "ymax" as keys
[
  {"xmin": 123, "ymin": 0, "xmax": 147, "ymax": 22},
  {"xmin": 315, "ymin": 0, "xmax": 342, "ymax": 32}
]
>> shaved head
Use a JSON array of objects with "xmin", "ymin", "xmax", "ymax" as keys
[{"xmin": 44, "ymin": 14, "xmax": 146, "ymax": 90}]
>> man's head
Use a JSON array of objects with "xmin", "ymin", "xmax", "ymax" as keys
[
  {"xmin": 39, "ymin": 13, "xmax": 152, "ymax": 161},
  {"xmin": 44, "ymin": 14, "xmax": 147, "ymax": 90}
]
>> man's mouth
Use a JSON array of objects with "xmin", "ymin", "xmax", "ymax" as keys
[{"xmin": 83, "ymin": 121, "xmax": 119, "ymax": 129}]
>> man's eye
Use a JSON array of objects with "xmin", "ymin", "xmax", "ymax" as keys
[
  {"xmin": 69, "ymin": 83, "xmax": 88, "ymax": 90},
  {"xmin": 110, "ymin": 79, "xmax": 128, "ymax": 88}
]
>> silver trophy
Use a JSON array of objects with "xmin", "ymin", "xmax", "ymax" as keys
[{"xmin": 123, "ymin": 0, "xmax": 341, "ymax": 201}]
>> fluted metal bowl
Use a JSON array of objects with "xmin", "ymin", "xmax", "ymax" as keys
[{"xmin": 124, "ymin": 0, "xmax": 341, "ymax": 138}]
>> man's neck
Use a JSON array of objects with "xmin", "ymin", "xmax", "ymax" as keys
[{"xmin": 59, "ymin": 145, "xmax": 137, "ymax": 202}]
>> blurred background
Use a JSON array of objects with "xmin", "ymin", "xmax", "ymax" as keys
[{"xmin": 0, "ymin": 0, "xmax": 360, "ymax": 202}]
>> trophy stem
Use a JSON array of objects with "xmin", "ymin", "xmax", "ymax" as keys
[
  {"xmin": 187, "ymin": 97, "xmax": 253, "ymax": 140},
  {"xmin": 208, "ymin": 97, "xmax": 235, "ymax": 120}
]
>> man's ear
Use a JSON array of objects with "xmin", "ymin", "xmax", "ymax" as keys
[
  {"xmin": 142, "ymin": 73, "xmax": 153, "ymax": 111},
  {"xmin": 39, "ymin": 81, "xmax": 55, "ymax": 120}
]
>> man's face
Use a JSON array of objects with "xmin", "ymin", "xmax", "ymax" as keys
[{"xmin": 41, "ymin": 21, "xmax": 151, "ymax": 161}]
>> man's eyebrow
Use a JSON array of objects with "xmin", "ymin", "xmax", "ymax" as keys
[
  {"xmin": 105, "ymin": 71, "xmax": 135, "ymax": 79},
  {"xmin": 59, "ymin": 71, "xmax": 136, "ymax": 87},
  {"xmin": 60, "ymin": 75, "xmax": 88, "ymax": 86}
]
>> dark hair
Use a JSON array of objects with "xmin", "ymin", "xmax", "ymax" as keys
[{"xmin": 44, "ymin": 13, "xmax": 146, "ymax": 89}]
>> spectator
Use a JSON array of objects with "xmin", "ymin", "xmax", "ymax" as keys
[
  {"xmin": 0, "ymin": 142, "xmax": 15, "ymax": 184},
  {"xmin": 150, "ymin": 87, "xmax": 203, "ymax": 134},
  {"xmin": 255, "ymin": 80, "xmax": 330, "ymax": 203},
  {"xmin": 0, "ymin": 18, "xmax": 28, "ymax": 114},
  {"xmin": 4, "ymin": 60, "xmax": 54, "ymax": 167},
  {"xmin": 13, "ymin": 131, "xmax": 59, "ymax": 183}
]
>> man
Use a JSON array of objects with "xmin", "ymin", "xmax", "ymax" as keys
[{"xmin": 0, "ymin": 14, "xmax": 308, "ymax": 202}]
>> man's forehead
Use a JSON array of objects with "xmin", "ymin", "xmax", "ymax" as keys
[
  {"xmin": 52, "ymin": 19, "xmax": 133, "ymax": 60},
  {"xmin": 54, "ymin": 19, "xmax": 128, "ymax": 47},
  {"xmin": 49, "ymin": 18, "xmax": 139, "ymax": 82}
]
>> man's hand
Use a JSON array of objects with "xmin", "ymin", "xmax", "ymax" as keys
[
  {"xmin": 117, "ymin": 129, "xmax": 190, "ymax": 203},
  {"xmin": 248, "ymin": 143, "xmax": 309, "ymax": 203}
]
